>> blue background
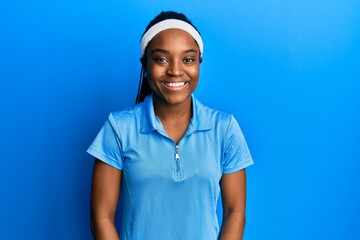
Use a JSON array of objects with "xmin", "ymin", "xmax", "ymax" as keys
[{"xmin": 1, "ymin": 0, "xmax": 359, "ymax": 239}]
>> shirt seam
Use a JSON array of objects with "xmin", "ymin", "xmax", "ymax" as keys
[{"xmin": 108, "ymin": 113, "xmax": 125, "ymax": 162}]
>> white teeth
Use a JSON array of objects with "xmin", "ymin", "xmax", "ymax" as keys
[{"xmin": 164, "ymin": 82, "xmax": 186, "ymax": 87}]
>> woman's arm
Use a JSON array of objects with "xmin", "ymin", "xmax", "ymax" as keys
[
  {"xmin": 91, "ymin": 159, "xmax": 121, "ymax": 240},
  {"xmin": 219, "ymin": 169, "xmax": 247, "ymax": 240}
]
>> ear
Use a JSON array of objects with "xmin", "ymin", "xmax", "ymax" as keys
[{"xmin": 140, "ymin": 57, "xmax": 148, "ymax": 71}]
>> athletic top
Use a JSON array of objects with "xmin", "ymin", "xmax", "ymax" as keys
[{"xmin": 87, "ymin": 94, "xmax": 253, "ymax": 240}]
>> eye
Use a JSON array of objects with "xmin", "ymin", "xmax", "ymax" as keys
[
  {"xmin": 153, "ymin": 57, "xmax": 168, "ymax": 63},
  {"xmin": 183, "ymin": 57, "xmax": 196, "ymax": 64}
]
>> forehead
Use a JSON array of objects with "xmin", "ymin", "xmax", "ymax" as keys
[{"xmin": 148, "ymin": 29, "xmax": 199, "ymax": 51}]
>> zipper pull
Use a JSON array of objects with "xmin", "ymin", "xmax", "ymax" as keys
[{"xmin": 175, "ymin": 145, "xmax": 180, "ymax": 160}]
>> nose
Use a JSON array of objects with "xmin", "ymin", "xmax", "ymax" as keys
[{"xmin": 166, "ymin": 60, "xmax": 184, "ymax": 76}]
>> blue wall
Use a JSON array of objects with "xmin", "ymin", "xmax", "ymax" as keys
[{"xmin": 1, "ymin": 1, "xmax": 359, "ymax": 239}]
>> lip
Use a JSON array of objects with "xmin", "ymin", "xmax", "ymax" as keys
[{"xmin": 161, "ymin": 81, "xmax": 189, "ymax": 91}]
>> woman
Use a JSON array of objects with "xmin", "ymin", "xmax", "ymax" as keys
[{"xmin": 88, "ymin": 11, "xmax": 254, "ymax": 240}]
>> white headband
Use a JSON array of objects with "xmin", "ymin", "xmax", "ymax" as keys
[{"xmin": 140, "ymin": 19, "xmax": 203, "ymax": 57}]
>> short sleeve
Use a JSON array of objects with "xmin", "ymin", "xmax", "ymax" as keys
[
  {"xmin": 222, "ymin": 115, "xmax": 254, "ymax": 174},
  {"xmin": 87, "ymin": 113, "xmax": 124, "ymax": 170}
]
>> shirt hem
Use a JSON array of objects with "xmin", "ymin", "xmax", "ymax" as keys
[
  {"xmin": 87, "ymin": 147, "xmax": 123, "ymax": 170},
  {"xmin": 222, "ymin": 158, "xmax": 254, "ymax": 174}
]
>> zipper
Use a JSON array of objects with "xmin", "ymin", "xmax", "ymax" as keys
[
  {"xmin": 175, "ymin": 145, "xmax": 180, "ymax": 160},
  {"xmin": 174, "ymin": 144, "xmax": 183, "ymax": 180},
  {"xmin": 175, "ymin": 145, "xmax": 180, "ymax": 171}
]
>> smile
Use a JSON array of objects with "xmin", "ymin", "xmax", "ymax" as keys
[{"xmin": 162, "ymin": 82, "xmax": 187, "ymax": 88}]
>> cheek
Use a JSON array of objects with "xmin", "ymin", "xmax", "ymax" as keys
[
  {"xmin": 146, "ymin": 77, "xmax": 158, "ymax": 94},
  {"xmin": 147, "ymin": 67, "xmax": 163, "ymax": 90},
  {"xmin": 148, "ymin": 67, "xmax": 163, "ymax": 82},
  {"xmin": 188, "ymin": 66, "xmax": 200, "ymax": 78}
]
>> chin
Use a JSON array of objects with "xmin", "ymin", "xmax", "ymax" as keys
[{"xmin": 158, "ymin": 94, "xmax": 192, "ymax": 106}]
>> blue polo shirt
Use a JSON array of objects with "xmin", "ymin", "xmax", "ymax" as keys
[{"xmin": 87, "ymin": 94, "xmax": 253, "ymax": 240}]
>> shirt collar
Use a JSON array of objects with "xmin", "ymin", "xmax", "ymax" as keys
[{"xmin": 140, "ymin": 94, "xmax": 213, "ymax": 134}]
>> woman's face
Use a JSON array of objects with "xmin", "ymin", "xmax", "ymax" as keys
[{"xmin": 145, "ymin": 28, "xmax": 201, "ymax": 107}]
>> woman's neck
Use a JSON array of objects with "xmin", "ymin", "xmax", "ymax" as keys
[
  {"xmin": 152, "ymin": 96, "xmax": 192, "ymax": 122},
  {"xmin": 152, "ymin": 95, "xmax": 193, "ymax": 144}
]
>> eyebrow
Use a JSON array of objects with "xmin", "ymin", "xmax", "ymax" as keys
[
  {"xmin": 150, "ymin": 48, "xmax": 199, "ymax": 54},
  {"xmin": 184, "ymin": 49, "xmax": 199, "ymax": 54},
  {"xmin": 150, "ymin": 48, "xmax": 169, "ymax": 54}
]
